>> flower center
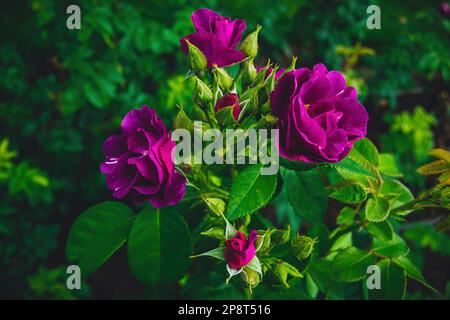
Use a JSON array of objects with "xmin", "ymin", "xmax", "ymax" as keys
[{"xmin": 304, "ymin": 103, "xmax": 310, "ymax": 110}]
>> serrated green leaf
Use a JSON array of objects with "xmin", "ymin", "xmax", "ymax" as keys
[
  {"xmin": 331, "ymin": 247, "xmax": 376, "ymax": 282},
  {"xmin": 330, "ymin": 182, "xmax": 367, "ymax": 204},
  {"xmin": 372, "ymin": 233, "xmax": 409, "ymax": 257},
  {"xmin": 128, "ymin": 207, "xmax": 191, "ymax": 285},
  {"xmin": 393, "ymin": 255, "xmax": 439, "ymax": 294},
  {"xmin": 66, "ymin": 201, "xmax": 135, "ymax": 277},
  {"xmin": 417, "ymin": 160, "xmax": 450, "ymax": 175},
  {"xmin": 226, "ymin": 164, "xmax": 277, "ymax": 220},
  {"xmin": 366, "ymin": 220, "xmax": 394, "ymax": 241},
  {"xmin": 429, "ymin": 148, "xmax": 450, "ymax": 163},
  {"xmin": 380, "ymin": 180, "xmax": 414, "ymax": 214},
  {"xmin": 334, "ymin": 157, "xmax": 377, "ymax": 185},
  {"xmin": 365, "ymin": 196, "xmax": 391, "ymax": 222},
  {"xmin": 282, "ymin": 168, "xmax": 327, "ymax": 224},
  {"xmin": 369, "ymin": 259, "xmax": 406, "ymax": 300},
  {"xmin": 350, "ymin": 138, "xmax": 380, "ymax": 167}
]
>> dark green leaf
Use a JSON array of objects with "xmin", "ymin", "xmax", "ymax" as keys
[
  {"xmin": 366, "ymin": 220, "xmax": 394, "ymax": 241},
  {"xmin": 128, "ymin": 207, "xmax": 191, "ymax": 285},
  {"xmin": 332, "ymin": 247, "xmax": 376, "ymax": 282},
  {"xmin": 282, "ymin": 168, "xmax": 327, "ymax": 224},
  {"xmin": 369, "ymin": 259, "xmax": 406, "ymax": 300},
  {"xmin": 66, "ymin": 201, "xmax": 135, "ymax": 276}
]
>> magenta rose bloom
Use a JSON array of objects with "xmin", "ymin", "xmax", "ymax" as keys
[
  {"xmin": 215, "ymin": 93, "xmax": 241, "ymax": 120},
  {"xmin": 180, "ymin": 8, "xmax": 246, "ymax": 67},
  {"xmin": 100, "ymin": 106, "xmax": 186, "ymax": 208},
  {"xmin": 224, "ymin": 230, "xmax": 257, "ymax": 269},
  {"xmin": 270, "ymin": 63, "xmax": 368, "ymax": 163}
]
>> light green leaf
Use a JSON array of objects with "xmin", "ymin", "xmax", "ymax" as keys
[
  {"xmin": 366, "ymin": 220, "xmax": 394, "ymax": 241},
  {"xmin": 369, "ymin": 259, "xmax": 406, "ymax": 300},
  {"xmin": 66, "ymin": 201, "xmax": 135, "ymax": 277},
  {"xmin": 380, "ymin": 180, "xmax": 414, "ymax": 214},
  {"xmin": 191, "ymin": 247, "xmax": 225, "ymax": 260},
  {"xmin": 350, "ymin": 138, "xmax": 380, "ymax": 167},
  {"xmin": 282, "ymin": 168, "xmax": 327, "ymax": 224},
  {"xmin": 331, "ymin": 247, "xmax": 376, "ymax": 282},
  {"xmin": 226, "ymin": 164, "xmax": 277, "ymax": 220},
  {"xmin": 336, "ymin": 207, "xmax": 356, "ymax": 226},
  {"xmin": 379, "ymin": 153, "xmax": 402, "ymax": 177},
  {"xmin": 128, "ymin": 207, "xmax": 191, "ymax": 285},
  {"xmin": 329, "ymin": 182, "xmax": 367, "ymax": 204},
  {"xmin": 306, "ymin": 274, "xmax": 319, "ymax": 298},
  {"xmin": 334, "ymin": 157, "xmax": 377, "ymax": 185},
  {"xmin": 372, "ymin": 233, "xmax": 409, "ymax": 257},
  {"xmin": 365, "ymin": 196, "xmax": 391, "ymax": 222}
]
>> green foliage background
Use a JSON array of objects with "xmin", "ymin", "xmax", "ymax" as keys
[{"xmin": 0, "ymin": 0, "xmax": 448, "ymax": 299}]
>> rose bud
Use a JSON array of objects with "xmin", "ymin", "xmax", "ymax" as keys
[
  {"xmin": 180, "ymin": 8, "xmax": 246, "ymax": 67},
  {"xmin": 193, "ymin": 76, "xmax": 213, "ymax": 107},
  {"xmin": 224, "ymin": 230, "xmax": 257, "ymax": 269},
  {"xmin": 100, "ymin": 106, "xmax": 186, "ymax": 208},
  {"xmin": 214, "ymin": 93, "xmax": 241, "ymax": 121},
  {"xmin": 270, "ymin": 63, "xmax": 368, "ymax": 163},
  {"xmin": 185, "ymin": 39, "xmax": 207, "ymax": 72},
  {"xmin": 240, "ymin": 25, "xmax": 262, "ymax": 58},
  {"xmin": 213, "ymin": 65, "xmax": 234, "ymax": 91}
]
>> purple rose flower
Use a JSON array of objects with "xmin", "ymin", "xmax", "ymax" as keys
[
  {"xmin": 180, "ymin": 8, "xmax": 246, "ymax": 67},
  {"xmin": 100, "ymin": 106, "xmax": 186, "ymax": 208},
  {"xmin": 270, "ymin": 63, "xmax": 368, "ymax": 163},
  {"xmin": 224, "ymin": 230, "xmax": 257, "ymax": 269},
  {"xmin": 256, "ymin": 66, "xmax": 285, "ymax": 80},
  {"xmin": 440, "ymin": 2, "xmax": 450, "ymax": 16},
  {"xmin": 214, "ymin": 93, "xmax": 241, "ymax": 120}
]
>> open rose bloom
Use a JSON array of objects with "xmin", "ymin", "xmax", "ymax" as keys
[
  {"xmin": 100, "ymin": 106, "xmax": 186, "ymax": 208},
  {"xmin": 180, "ymin": 8, "xmax": 246, "ymax": 67},
  {"xmin": 271, "ymin": 63, "xmax": 368, "ymax": 163}
]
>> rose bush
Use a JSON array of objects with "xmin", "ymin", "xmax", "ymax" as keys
[{"xmin": 65, "ymin": 7, "xmax": 447, "ymax": 300}]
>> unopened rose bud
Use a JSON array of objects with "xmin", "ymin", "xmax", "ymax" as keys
[
  {"xmin": 291, "ymin": 235, "xmax": 316, "ymax": 260},
  {"xmin": 185, "ymin": 40, "xmax": 207, "ymax": 72},
  {"xmin": 193, "ymin": 76, "xmax": 213, "ymax": 107},
  {"xmin": 200, "ymin": 225, "xmax": 225, "ymax": 240},
  {"xmin": 203, "ymin": 197, "xmax": 225, "ymax": 216},
  {"xmin": 240, "ymin": 25, "xmax": 262, "ymax": 58},
  {"xmin": 271, "ymin": 226, "xmax": 291, "ymax": 245},
  {"xmin": 273, "ymin": 260, "xmax": 303, "ymax": 288},
  {"xmin": 243, "ymin": 268, "xmax": 260, "ymax": 287},
  {"xmin": 241, "ymin": 60, "xmax": 257, "ymax": 86},
  {"xmin": 213, "ymin": 65, "xmax": 234, "ymax": 91}
]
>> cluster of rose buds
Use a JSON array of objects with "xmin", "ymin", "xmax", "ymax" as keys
[{"xmin": 100, "ymin": 8, "xmax": 368, "ymax": 287}]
